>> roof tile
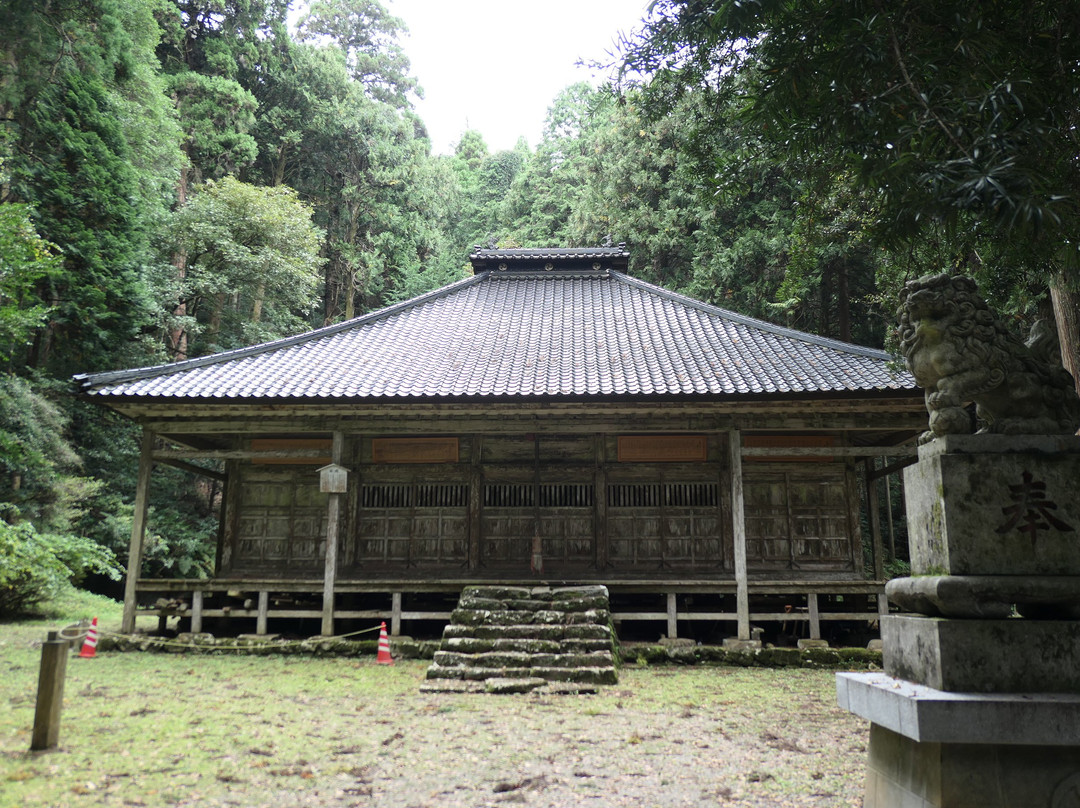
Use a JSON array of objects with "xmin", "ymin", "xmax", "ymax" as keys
[{"xmin": 76, "ymin": 266, "xmax": 915, "ymax": 401}]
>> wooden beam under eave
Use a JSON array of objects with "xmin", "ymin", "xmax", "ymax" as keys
[
  {"xmin": 153, "ymin": 456, "xmax": 226, "ymax": 481},
  {"xmin": 138, "ymin": 410, "xmax": 927, "ymax": 439},
  {"xmin": 122, "ymin": 429, "xmax": 155, "ymax": 634}
]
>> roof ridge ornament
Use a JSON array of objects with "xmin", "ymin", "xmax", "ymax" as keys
[{"xmin": 468, "ymin": 245, "xmax": 630, "ymax": 274}]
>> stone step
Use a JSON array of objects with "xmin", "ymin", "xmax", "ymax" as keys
[
  {"xmin": 426, "ymin": 663, "xmax": 617, "ymax": 685},
  {"xmin": 450, "ymin": 608, "xmax": 610, "ymax": 626},
  {"xmin": 464, "ymin": 585, "xmax": 609, "ymax": 601},
  {"xmin": 442, "ymin": 623, "xmax": 613, "ymax": 641},
  {"xmin": 444, "ymin": 636, "xmax": 613, "ymax": 654},
  {"xmin": 433, "ymin": 650, "xmax": 614, "ymax": 669},
  {"xmin": 445, "ymin": 637, "xmax": 562, "ymax": 654},
  {"xmin": 459, "ymin": 592, "xmax": 611, "ymax": 613},
  {"xmin": 425, "ymin": 584, "xmax": 618, "ymax": 689}
]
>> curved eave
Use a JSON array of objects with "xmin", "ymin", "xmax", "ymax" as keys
[{"xmin": 80, "ymin": 385, "xmax": 925, "ymax": 413}]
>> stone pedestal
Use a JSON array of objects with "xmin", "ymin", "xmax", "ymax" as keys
[
  {"xmin": 903, "ymin": 435, "xmax": 1080, "ymax": 576},
  {"xmin": 839, "ymin": 436, "xmax": 1080, "ymax": 808},
  {"xmin": 882, "ymin": 614, "xmax": 1080, "ymax": 693},
  {"xmin": 838, "ymin": 673, "xmax": 1080, "ymax": 808}
]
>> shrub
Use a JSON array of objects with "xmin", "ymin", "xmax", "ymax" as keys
[{"xmin": 0, "ymin": 512, "xmax": 120, "ymax": 616}]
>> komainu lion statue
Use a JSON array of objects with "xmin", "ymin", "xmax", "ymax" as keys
[{"xmin": 897, "ymin": 274, "xmax": 1080, "ymax": 442}]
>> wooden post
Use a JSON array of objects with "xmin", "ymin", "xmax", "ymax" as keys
[
  {"xmin": 808, "ymin": 593, "xmax": 821, "ymax": 641},
  {"xmin": 666, "ymin": 593, "xmax": 678, "ymax": 639},
  {"xmin": 191, "ymin": 589, "xmax": 203, "ymax": 634},
  {"xmin": 883, "ymin": 458, "xmax": 897, "ymax": 562},
  {"xmin": 122, "ymin": 429, "xmax": 155, "ymax": 634},
  {"xmin": 594, "ymin": 434, "xmax": 607, "ymax": 570},
  {"xmin": 256, "ymin": 591, "xmax": 269, "ymax": 635},
  {"xmin": 321, "ymin": 431, "xmax": 345, "ymax": 637},
  {"xmin": 729, "ymin": 430, "xmax": 750, "ymax": 641},
  {"xmin": 31, "ymin": 631, "xmax": 68, "ymax": 751},
  {"xmin": 865, "ymin": 458, "xmax": 885, "ymax": 579},
  {"xmin": 468, "ymin": 437, "xmax": 482, "ymax": 570},
  {"xmin": 391, "ymin": 591, "xmax": 402, "ymax": 636}
]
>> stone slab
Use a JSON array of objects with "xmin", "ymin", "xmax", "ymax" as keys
[
  {"xmin": 882, "ymin": 614, "xmax": 1080, "ymax": 693},
  {"xmin": 863, "ymin": 722, "xmax": 1080, "ymax": 808},
  {"xmin": 904, "ymin": 436, "xmax": 1080, "ymax": 576},
  {"xmin": 836, "ymin": 672, "xmax": 1080, "ymax": 746}
]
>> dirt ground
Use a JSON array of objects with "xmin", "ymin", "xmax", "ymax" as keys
[{"xmin": 1, "ymin": 621, "xmax": 868, "ymax": 808}]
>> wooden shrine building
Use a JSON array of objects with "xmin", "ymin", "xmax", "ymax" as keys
[{"xmin": 75, "ymin": 247, "xmax": 924, "ymax": 642}]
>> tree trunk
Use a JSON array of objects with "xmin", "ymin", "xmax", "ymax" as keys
[
  {"xmin": 1050, "ymin": 271, "xmax": 1080, "ymax": 398},
  {"xmin": 836, "ymin": 259, "xmax": 851, "ymax": 342},
  {"xmin": 819, "ymin": 264, "xmax": 831, "ymax": 337},
  {"xmin": 252, "ymin": 278, "xmax": 266, "ymax": 323},
  {"xmin": 169, "ymin": 162, "xmax": 191, "ymax": 361}
]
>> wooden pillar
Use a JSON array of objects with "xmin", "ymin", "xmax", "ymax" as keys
[
  {"xmin": 321, "ymin": 431, "xmax": 345, "ymax": 637},
  {"xmin": 865, "ymin": 458, "xmax": 885, "ymax": 579},
  {"xmin": 468, "ymin": 435, "xmax": 482, "ymax": 570},
  {"xmin": 121, "ymin": 428, "xmax": 155, "ymax": 634},
  {"xmin": 808, "ymin": 593, "xmax": 821, "ymax": 640},
  {"xmin": 594, "ymin": 434, "xmax": 608, "ymax": 570},
  {"xmin": 190, "ymin": 589, "xmax": 203, "ymax": 634},
  {"xmin": 666, "ymin": 593, "xmax": 678, "ymax": 639},
  {"xmin": 256, "ymin": 591, "xmax": 269, "ymax": 635},
  {"xmin": 884, "ymin": 458, "xmax": 897, "ymax": 562},
  {"xmin": 30, "ymin": 631, "xmax": 68, "ymax": 751},
  {"xmin": 391, "ymin": 591, "xmax": 402, "ymax": 636},
  {"xmin": 728, "ymin": 429, "xmax": 750, "ymax": 641}
]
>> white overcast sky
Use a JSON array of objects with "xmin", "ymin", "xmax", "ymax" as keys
[{"xmin": 388, "ymin": 0, "xmax": 653, "ymax": 154}]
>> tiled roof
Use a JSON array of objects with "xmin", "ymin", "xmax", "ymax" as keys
[{"xmin": 75, "ymin": 264, "xmax": 915, "ymax": 402}]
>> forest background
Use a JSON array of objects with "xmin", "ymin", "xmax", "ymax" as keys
[{"xmin": 1, "ymin": 0, "xmax": 1077, "ymax": 610}]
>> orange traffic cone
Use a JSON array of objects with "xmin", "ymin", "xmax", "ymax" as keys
[
  {"xmin": 375, "ymin": 621, "xmax": 394, "ymax": 665},
  {"xmin": 78, "ymin": 617, "xmax": 98, "ymax": 659}
]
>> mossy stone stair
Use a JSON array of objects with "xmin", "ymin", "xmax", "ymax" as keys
[{"xmin": 422, "ymin": 585, "xmax": 619, "ymax": 693}]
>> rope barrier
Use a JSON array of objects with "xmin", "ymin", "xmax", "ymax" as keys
[{"xmin": 56, "ymin": 621, "xmax": 386, "ymax": 653}]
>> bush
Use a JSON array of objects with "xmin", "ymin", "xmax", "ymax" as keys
[{"xmin": 0, "ymin": 513, "xmax": 120, "ymax": 616}]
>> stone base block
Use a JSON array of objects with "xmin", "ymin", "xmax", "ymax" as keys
[
  {"xmin": 904, "ymin": 435, "xmax": 1080, "ymax": 576},
  {"xmin": 883, "ymin": 614, "xmax": 1080, "ymax": 692},
  {"xmin": 864, "ymin": 724, "xmax": 1080, "ymax": 808},
  {"xmin": 722, "ymin": 638, "xmax": 762, "ymax": 651},
  {"xmin": 886, "ymin": 575, "xmax": 1080, "ymax": 619},
  {"xmin": 837, "ymin": 672, "xmax": 1080, "ymax": 746}
]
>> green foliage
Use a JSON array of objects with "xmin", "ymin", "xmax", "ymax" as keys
[
  {"xmin": 622, "ymin": 1, "xmax": 1080, "ymax": 317},
  {"xmin": 0, "ymin": 374, "xmax": 79, "ymax": 521},
  {"xmin": 169, "ymin": 72, "xmax": 260, "ymax": 180},
  {"xmin": 168, "ymin": 177, "xmax": 325, "ymax": 355},
  {"xmin": 0, "ymin": 511, "xmax": 120, "ymax": 616},
  {"xmin": 0, "ymin": 202, "xmax": 59, "ymax": 365},
  {"xmin": 296, "ymin": 0, "xmax": 419, "ymax": 109}
]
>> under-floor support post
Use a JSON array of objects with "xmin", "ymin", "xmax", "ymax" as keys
[
  {"xmin": 391, "ymin": 592, "xmax": 402, "ymax": 636},
  {"xmin": 666, "ymin": 593, "xmax": 678, "ymax": 639},
  {"xmin": 256, "ymin": 591, "xmax": 269, "ymax": 635}
]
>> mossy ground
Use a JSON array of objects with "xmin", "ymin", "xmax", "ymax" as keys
[{"xmin": 1, "ymin": 587, "xmax": 868, "ymax": 807}]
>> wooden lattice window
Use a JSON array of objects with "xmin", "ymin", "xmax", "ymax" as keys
[
  {"xmin": 608, "ymin": 482, "xmax": 718, "ymax": 508},
  {"xmin": 362, "ymin": 483, "xmax": 467, "ymax": 508},
  {"xmin": 484, "ymin": 483, "xmax": 533, "ymax": 508},
  {"xmin": 484, "ymin": 483, "xmax": 595, "ymax": 508}
]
